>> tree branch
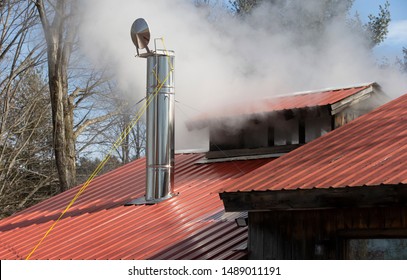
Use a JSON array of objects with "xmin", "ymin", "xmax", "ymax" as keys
[{"xmin": 73, "ymin": 112, "xmax": 118, "ymax": 140}]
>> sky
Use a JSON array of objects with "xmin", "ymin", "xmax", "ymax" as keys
[{"xmin": 352, "ymin": 0, "xmax": 407, "ymax": 59}]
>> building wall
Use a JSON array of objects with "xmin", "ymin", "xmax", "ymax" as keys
[{"xmin": 248, "ymin": 207, "xmax": 407, "ymax": 260}]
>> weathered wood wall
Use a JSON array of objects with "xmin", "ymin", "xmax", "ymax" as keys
[{"xmin": 248, "ymin": 206, "xmax": 407, "ymax": 259}]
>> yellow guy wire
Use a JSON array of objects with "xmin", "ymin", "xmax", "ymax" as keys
[{"xmin": 26, "ymin": 41, "xmax": 173, "ymax": 260}]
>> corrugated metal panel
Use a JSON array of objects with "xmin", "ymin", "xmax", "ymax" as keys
[
  {"xmin": 0, "ymin": 154, "xmax": 272, "ymax": 259},
  {"xmin": 221, "ymin": 93, "xmax": 407, "ymax": 193},
  {"xmin": 188, "ymin": 84, "xmax": 374, "ymax": 129},
  {"xmin": 246, "ymin": 84, "xmax": 372, "ymax": 112}
]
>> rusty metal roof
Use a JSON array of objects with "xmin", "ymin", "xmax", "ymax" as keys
[
  {"xmin": 220, "ymin": 93, "xmax": 407, "ymax": 194},
  {"xmin": 188, "ymin": 83, "xmax": 376, "ymax": 129},
  {"xmin": 0, "ymin": 154, "xmax": 272, "ymax": 260}
]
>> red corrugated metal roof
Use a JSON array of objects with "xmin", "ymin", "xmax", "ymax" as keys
[
  {"xmin": 0, "ymin": 154, "xmax": 272, "ymax": 260},
  {"xmin": 220, "ymin": 93, "xmax": 407, "ymax": 193},
  {"xmin": 188, "ymin": 83, "xmax": 375, "ymax": 129}
]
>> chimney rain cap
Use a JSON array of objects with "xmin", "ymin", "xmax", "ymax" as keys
[{"xmin": 130, "ymin": 18, "xmax": 151, "ymax": 54}]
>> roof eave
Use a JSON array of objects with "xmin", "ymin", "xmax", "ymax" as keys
[{"xmin": 220, "ymin": 184, "xmax": 407, "ymax": 212}]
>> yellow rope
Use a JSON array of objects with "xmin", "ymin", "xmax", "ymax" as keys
[{"xmin": 26, "ymin": 45, "xmax": 174, "ymax": 260}]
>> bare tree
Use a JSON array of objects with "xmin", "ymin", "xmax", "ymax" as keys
[
  {"xmin": 229, "ymin": 0, "xmax": 260, "ymax": 14},
  {"xmin": 396, "ymin": 47, "xmax": 407, "ymax": 73},
  {"xmin": 1, "ymin": 0, "xmax": 43, "ymax": 137},
  {"xmin": 0, "ymin": 69, "xmax": 59, "ymax": 218},
  {"xmin": 34, "ymin": 0, "xmax": 78, "ymax": 192},
  {"xmin": 112, "ymin": 96, "xmax": 146, "ymax": 163},
  {"xmin": 0, "ymin": 1, "xmax": 57, "ymax": 217},
  {"xmin": 115, "ymin": 111, "xmax": 146, "ymax": 163},
  {"xmin": 35, "ymin": 0, "xmax": 121, "ymax": 192},
  {"xmin": 75, "ymin": 90, "xmax": 147, "ymax": 171},
  {"xmin": 0, "ymin": 1, "xmax": 143, "ymax": 216}
]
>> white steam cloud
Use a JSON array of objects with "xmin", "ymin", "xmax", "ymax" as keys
[{"xmin": 79, "ymin": 0, "xmax": 407, "ymax": 150}]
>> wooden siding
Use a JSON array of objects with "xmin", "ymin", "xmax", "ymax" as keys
[{"xmin": 248, "ymin": 207, "xmax": 407, "ymax": 259}]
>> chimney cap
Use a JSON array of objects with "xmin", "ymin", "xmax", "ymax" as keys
[{"xmin": 130, "ymin": 18, "xmax": 151, "ymax": 55}]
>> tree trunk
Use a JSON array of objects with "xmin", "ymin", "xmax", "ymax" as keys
[
  {"xmin": 121, "ymin": 113, "xmax": 130, "ymax": 164},
  {"xmin": 36, "ymin": 0, "xmax": 77, "ymax": 192},
  {"xmin": 47, "ymin": 67, "xmax": 76, "ymax": 192},
  {"xmin": 135, "ymin": 121, "xmax": 142, "ymax": 159}
]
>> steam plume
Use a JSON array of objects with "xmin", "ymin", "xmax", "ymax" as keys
[{"xmin": 80, "ymin": 0, "xmax": 407, "ymax": 150}]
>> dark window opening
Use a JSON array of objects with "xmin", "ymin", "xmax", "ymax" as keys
[{"xmin": 208, "ymin": 107, "xmax": 334, "ymax": 157}]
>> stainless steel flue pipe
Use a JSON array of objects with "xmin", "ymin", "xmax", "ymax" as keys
[
  {"xmin": 127, "ymin": 18, "xmax": 176, "ymax": 205},
  {"xmin": 145, "ymin": 51, "xmax": 175, "ymax": 203}
]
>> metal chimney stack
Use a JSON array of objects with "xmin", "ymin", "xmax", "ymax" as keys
[
  {"xmin": 127, "ymin": 18, "xmax": 176, "ymax": 205},
  {"xmin": 145, "ymin": 52, "xmax": 175, "ymax": 203}
]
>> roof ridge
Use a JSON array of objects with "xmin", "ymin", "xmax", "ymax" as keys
[{"xmin": 270, "ymin": 82, "xmax": 375, "ymax": 99}]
